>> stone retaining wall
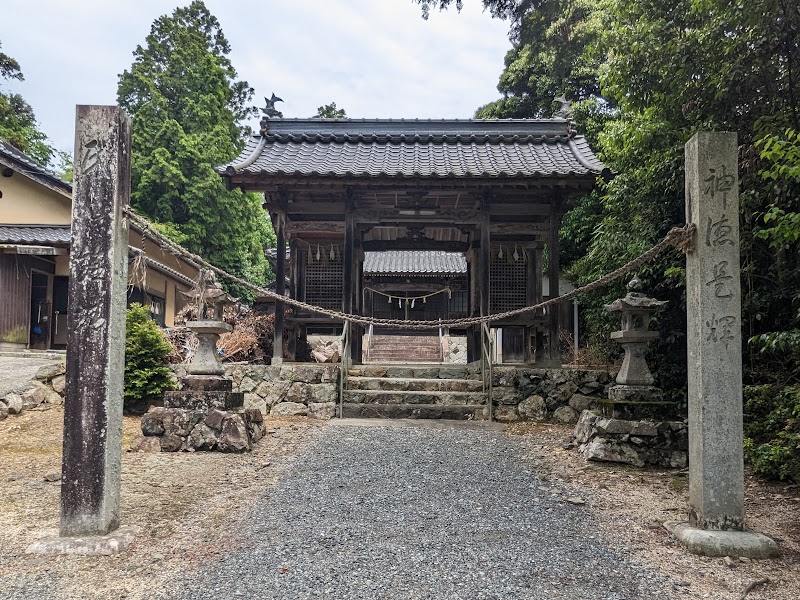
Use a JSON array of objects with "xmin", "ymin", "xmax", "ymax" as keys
[
  {"xmin": 171, "ymin": 363, "xmax": 340, "ymax": 420},
  {"xmin": 490, "ymin": 366, "xmax": 613, "ymax": 423},
  {"xmin": 0, "ymin": 363, "xmax": 65, "ymax": 420}
]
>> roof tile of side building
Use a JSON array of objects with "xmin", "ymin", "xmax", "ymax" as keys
[
  {"xmin": 0, "ymin": 141, "xmax": 72, "ymax": 196},
  {"xmin": 0, "ymin": 224, "xmax": 72, "ymax": 246},
  {"xmin": 221, "ymin": 118, "xmax": 607, "ymax": 179}
]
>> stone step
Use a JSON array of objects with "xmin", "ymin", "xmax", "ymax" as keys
[
  {"xmin": 0, "ymin": 350, "xmax": 65, "ymax": 361},
  {"xmin": 347, "ymin": 376, "xmax": 484, "ymax": 393},
  {"xmin": 348, "ymin": 365, "xmax": 482, "ymax": 380},
  {"xmin": 343, "ymin": 390, "xmax": 487, "ymax": 406},
  {"xmin": 341, "ymin": 402, "xmax": 487, "ymax": 420}
]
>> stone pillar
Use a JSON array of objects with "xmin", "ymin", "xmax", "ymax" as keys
[
  {"xmin": 61, "ymin": 106, "xmax": 130, "ymax": 537},
  {"xmin": 668, "ymin": 131, "xmax": 778, "ymax": 558}
]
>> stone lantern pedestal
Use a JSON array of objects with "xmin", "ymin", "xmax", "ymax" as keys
[{"xmin": 132, "ymin": 272, "xmax": 263, "ymax": 453}]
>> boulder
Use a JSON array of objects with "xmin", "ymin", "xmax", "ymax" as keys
[
  {"xmin": 204, "ymin": 409, "xmax": 227, "ymax": 431},
  {"xmin": 188, "ymin": 423, "xmax": 218, "ymax": 451},
  {"xmin": 568, "ymin": 394, "xmax": 595, "ymax": 413},
  {"xmin": 20, "ymin": 383, "xmax": 48, "ymax": 409},
  {"xmin": 518, "ymin": 394, "xmax": 548, "ymax": 421},
  {"xmin": 308, "ymin": 402, "xmax": 336, "ymax": 420},
  {"xmin": 493, "ymin": 405, "xmax": 521, "ymax": 423},
  {"xmin": 243, "ymin": 394, "xmax": 267, "ymax": 417},
  {"xmin": 50, "ymin": 375, "xmax": 66, "ymax": 394},
  {"xmin": 141, "ymin": 408, "xmax": 167, "ymax": 436},
  {"xmin": 573, "ymin": 410, "xmax": 600, "ymax": 444},
  {"xmin": 546, "ymin": 381, "xmax": 579, "ymax": 408},
  {"xmin": 34, "ymin": 362, "xmax": 65, "ymax": 382},
  {"xmin": 237, "ymin": 376, "xmax": 258, "ymax": 393},
  {"xmin": 312, "ymin": 383, "xmax": 338, "ymax": 404},
  {"xmin": 218, "ymin": 415, "xmax": 251, "ymax": 452},
  {"xmin": 582, "ymin": 439, "xmax": 645, "ymax": 467},
  {"xmin": 0, "ymin": 402, "xmax": 8, "ymax": 420},
  {"xmin": 255, "ymin": 380, "xmax": 291, "ymax": 408},
  {"xmin": 160, "ymin": 434, "xmax": 184, "ymax": 452},
  {"xmin": 270, "ymin": 402, "xmax": 308, "ymax": 417},
  {"xmin": 553, "ymin": 405, "xmax": 579, "ymax": 424},
  {"xmin": 4, "ymin": 393, "xmax": 23, "ymax": 415},
  {"xmin": 285, "ymin": 382, "xmax": 314, "ymax": 405},
  {"xmin": 129, "ymin": 435, "xmax": 162, "ymax": 453},
  {"xmin": 45, "ymin": 390, "xmax": 63, "ymax": 405}
]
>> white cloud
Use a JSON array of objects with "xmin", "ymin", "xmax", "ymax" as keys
[{"xmin": 1, "ymin": 0, "xmax": 511, "ymax": 153}]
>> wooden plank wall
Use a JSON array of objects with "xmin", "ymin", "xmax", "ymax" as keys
[{"xmin": 0, "ymin": 254, "xmax": 32, "ymax": 345}]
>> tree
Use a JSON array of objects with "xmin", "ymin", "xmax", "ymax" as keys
[
  {"xmin": 0, "ymin": 40, "xmax": 55, "ymax": 166},
  {"xmin": 124, "ymin": 303, "xmax": 176, "ymax": 411},
  {"xmin": 314, "ymin": 102, "xmax": 347, "ymax": 119},
  {"xmin": 117, "ymin": 1, "xmax": 274, "ymax": 299}
]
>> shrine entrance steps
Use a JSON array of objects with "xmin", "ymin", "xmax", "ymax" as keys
[
  {"xmin": 341, "ymin": 364, "xmax": 487, "ymax": 420},
  {"xmin": 364, "ymin": 333, "xmax": 442, "ymax": 363}
]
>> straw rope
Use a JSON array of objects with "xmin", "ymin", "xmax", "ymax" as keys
[{"xmin": 123, "ymin": 207, "xmax": 696, "ymax": 331}]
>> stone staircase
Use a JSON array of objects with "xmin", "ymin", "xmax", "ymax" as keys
[
  {"xmin": 365, "ymin": 334, "xmax": 442, "ymax": 363},
  {"xmin": 342, "ymin": 364, "xmax": 487, "ymax": 420}
]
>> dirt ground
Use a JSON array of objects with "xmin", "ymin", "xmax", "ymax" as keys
[{"xmin": 0, "ymin": 408, "xmax": 797, "ymax": 600}]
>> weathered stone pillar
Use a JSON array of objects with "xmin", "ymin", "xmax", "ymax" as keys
[
  {"xmin": 668, "ymin": 131, "xmax": 778, "ymax": 558},
  {"xmin": 61, "ymin": 106, "xmax": 130, "ymax": 537}
]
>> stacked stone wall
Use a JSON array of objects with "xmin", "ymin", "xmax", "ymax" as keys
[
  {"xmin": 171, "ymin": 363, "xmax": 340, "ymax": 420},
  {"xmin": 490, "ymin": 366, "xmax": 613, "ymax": 423}
]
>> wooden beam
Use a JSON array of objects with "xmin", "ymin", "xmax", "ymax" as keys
[
  {"xmin": 352, "ymin": 208, "xmax": 482, "ymax": 224},
  {"xmin": 489, "ymin": 223, "xmax": 549, "ymax": 235},
  {"xmin": 361, "ymin": 239, "xmax": 469, "ymax": 252},
  {"xmin": 286, "ymin": 221, "xmax": 346, "ymax": 234}
]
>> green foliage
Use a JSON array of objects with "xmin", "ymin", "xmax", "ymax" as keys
[
  {"xmin": 0, "ymin": 40, "xmax": 55, "ymax": 166},
  {"xmin": 744, "ymin": 385, "xmax": 800, "ymax": 481},
  {"xmin": 117, "ymin": 1, "xmax": 274, "ymax": 301},
  {"xmin": 124, "ymin": 304, "xmax": 176, "ymax": 410},
  {"xmin": 315, "ymin": 102, "xmax": 347, "ymax": 119}
]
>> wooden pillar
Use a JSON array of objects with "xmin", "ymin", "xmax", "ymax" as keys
[
  {"xmin": 524, "ymin": 242, "xmax": 540, "ymax": 364},
  {"xmin": 479, "ymin": 213, "xmax": 491, "ymax": 319},
  {"xmin": 547, "ymin": 210, "xmax": 561, "ymax": 365},
  {"xmin": 286, "ymin": 239, "xmax": 297, "ymax": 361},
  {"xmin": 273, "ymin": 211, "xmax": 286, "ymax": 365},
  {"xmin": 343, "ymin": 193, "xmax": 358, "ymax": 362},
  {"xmin": 61, "ymin": 106, "xmax": 130, "ymax": 537}
]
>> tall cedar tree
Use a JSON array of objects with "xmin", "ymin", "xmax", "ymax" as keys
[
  {"xmin": 0, "ymin": 40, "xmax": 55, "ymax": 165},
  {"xmin": 117, "ymin": 2, "xmax": 274, "ymax": 299}
]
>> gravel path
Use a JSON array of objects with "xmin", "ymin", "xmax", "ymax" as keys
[
  {"xmin": 175, "ymin": 419, "xmax": 669, "ymax": 600},
  {"xmin": 0, "ymin": 356, "xmax": 60, "ymax": 397}
]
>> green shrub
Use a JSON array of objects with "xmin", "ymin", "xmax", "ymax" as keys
[
  {"xmin": 743, "ymin": 384, "xmax": 800, "ymax": 481},
  {"xmin": 124, "ymin": 303, "xmax": 176, "ymax": 411}
]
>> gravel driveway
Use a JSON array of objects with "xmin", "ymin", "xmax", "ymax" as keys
[
  {"xmin": 174, "ymin": 419, "xmax": 669, "ymax": 600},
  {"xmin": 0, "ymin": 356, "xmax": 61, "ymax": 397}
]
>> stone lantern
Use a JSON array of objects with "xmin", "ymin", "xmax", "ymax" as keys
[
  {"xmin": 181, "ymin": 271, "xmax": 235, "ymax": 376},
  {"xmin": 601, "ymin": 276, "xmax": 673, "ymax": 418},
  {"xmin": 604, "ymin": 275, "xmax": 667, "ymax": 387}
]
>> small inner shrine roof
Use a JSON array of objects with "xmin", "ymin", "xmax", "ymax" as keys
[{"xmin": 221, "ymin": 118, "xmax": 607, "ymax": 182}]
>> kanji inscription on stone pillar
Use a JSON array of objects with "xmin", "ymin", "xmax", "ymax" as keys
[
  {"xmin": 685, "ymin": 131, "xmax": 744, "ymax": 531},
  {"xmin": 61, "ymin": 106, "xmax": 131, "ymax": 537}
]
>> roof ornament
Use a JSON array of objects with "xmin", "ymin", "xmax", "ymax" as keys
[
  {"xmin": 261, "ymin": 93, "xmax": 284, "ymax": 119},
  {"xmin": 553, "ymin": 94, "xmax": 573, "ymax": 120}
]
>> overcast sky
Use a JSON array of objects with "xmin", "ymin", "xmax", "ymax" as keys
[{"xmin": 2, "ymin": 0, "xmax": 512, "ymax": 156}]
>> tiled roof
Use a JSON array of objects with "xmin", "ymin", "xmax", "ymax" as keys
[
  {"xmin": 0, "ymin": 141, "xmax": 72, "ymax": 196},
  {"xmin": 222, "ymin": 119, "xmax": 606, "ymax": 179},
  {"xmin": 0, "ymin": 224, "xmax": 71, "ymax": 246},
  {"xmin": 364, "ymin": 251, "xmax": 466, "ymax": 276}
]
